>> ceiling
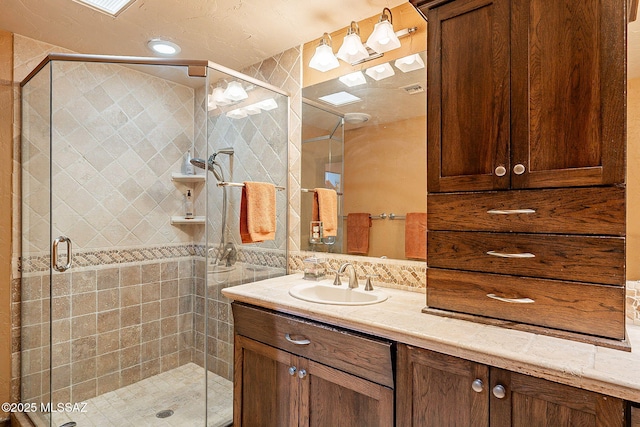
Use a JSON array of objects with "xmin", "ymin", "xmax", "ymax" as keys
[
  {"xmin": 0, "ymin": 0, "xmax": 407, "ymax": 72},
  {"xmin": 1, "ymin": 0, "xmax": 638, "ymax": 79}
]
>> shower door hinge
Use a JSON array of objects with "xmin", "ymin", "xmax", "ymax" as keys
[{"xmin": 188, "ymin": 65, "xmax": 207, "ymax": 77}]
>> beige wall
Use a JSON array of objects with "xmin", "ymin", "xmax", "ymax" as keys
[
  {"xmin": 344, "ymin": 116, "xmax": 427, "ymax": 259},
  {"xmin": 628, "ymin": 78, "xmax": 640, "ymax": 280},
  {"xmin": 0, "ymin": 30, "xmax": 13, "ymax": 421}
]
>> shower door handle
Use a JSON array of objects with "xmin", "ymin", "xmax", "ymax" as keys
[{"xmin": 52, "ymin": 236, "xmax": 72, "ymax": 272}]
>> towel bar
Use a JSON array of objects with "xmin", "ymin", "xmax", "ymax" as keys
[
  {"xmin": 218, "ymin": 182, "xmax": 285, "ymax": 191},
  {"xmin": 301, "ymin": 188, "xmax": 343, "ymax": 196}
]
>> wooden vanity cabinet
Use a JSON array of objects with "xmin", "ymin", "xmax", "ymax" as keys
[
  {"xmin": 420, "ymin": 0, "xmax": 625, "ymax": 192},
  {"xmin": 397, "ymin": 344, "xmax": 627, "ymax": 427},
  {"xmin": 232, "ymin": 303, "xmax": 394, "ymax": 426},
  {"xmin": 412, "ymin": 0, "xmax": 627, "ymax": 345}
]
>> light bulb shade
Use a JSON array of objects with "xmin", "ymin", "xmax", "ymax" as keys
[
  {"xmin": 366, "ymin": 20, "xmax": 401, "ymax": 54},
  {"xmin": 207, "ymin": 94, "xmax": 217, "ymax": 111},
  {"xmin": 365, "ymin": 62, "xmax": 395, "ymax": 81},
  {"xmin": 254, "ymin": 98, "xmax": 278, "ymax": 111},
  {"xmin": 223, "ymin": 81, "xmax": 248, "ymax": 102},
  {"xmin": 309, "ymin": 44, "xmax": 339, "ymax": 72},
  {"xmin": 338, "ymin": 71, "xmax": 367, "ymax": 87},
  {"xmin": 226, "ymin": 108, "xmax": 247, "ymax": 119},
  {"xmin": 212, "ymin": 87, "xmax": 232, "ymax": 106},
  {"xmin": 336, "ymin": 33, "xmax": 369, "ymax": 64},
  {"xmin": 395, "ymin": 54, "xmax": 425, "ymax": 73}
]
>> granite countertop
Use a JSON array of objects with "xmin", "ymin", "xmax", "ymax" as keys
[{"xmin": 222, "ymin": 273, "xmax": 640, "ymax": 402}]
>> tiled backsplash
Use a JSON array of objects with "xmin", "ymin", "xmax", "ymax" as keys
[{"xmin": 289, "ymin": 251, "xmax": 427, "ymax": 292}]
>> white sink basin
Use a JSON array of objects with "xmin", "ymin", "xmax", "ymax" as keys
[{"xmin": 289, "ymin": 281, "xmax": 388, "ymax": 306}]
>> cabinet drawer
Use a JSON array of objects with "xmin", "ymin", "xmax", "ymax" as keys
[
  {"xmin": 232, "ymin": 303, "xmax": 394, "ymax": 388},
  {"xmin": 427, "ymin": 269, "xmax": 625, "ymax": 339},
  {"xmin": 428, "ymin": 231, "xmax": 625, "ymax": 285},
  {"xmin": 427, "ymin": 187, "xmax": 625, "ymax": 235}
]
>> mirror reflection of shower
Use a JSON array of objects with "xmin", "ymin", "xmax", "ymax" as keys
[{"xmin": 191, "ymin": 148, "xmax": 238, "ymax": 270}]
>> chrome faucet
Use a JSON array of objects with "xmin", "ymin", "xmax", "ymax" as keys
[{"xmin": 338, "ymin": 262, "xmax": 359, "ymax": 289}]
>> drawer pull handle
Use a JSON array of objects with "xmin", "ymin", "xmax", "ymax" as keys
[
  {"xmin": 486, "ymin": 251, "xmax": 535, "ymax": 259},
  {"xmin": 289, "ymin": 366, "xmax": 297, "ymax": 376},
  {"xmin": 285, "ymin": 334, "xmax": 311, "ymax": 345},
  {"xmin": 487, "ymin": 209, "xmax": 536, "ymax": 215},
  {"xmin": 487, "ymin": 294, "xmax": 535, "ymax": 304}
]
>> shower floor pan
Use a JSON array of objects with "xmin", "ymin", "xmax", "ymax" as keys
[{"xmin": 30, "ymin": 363, "xmax": 232, "ymax": 427}]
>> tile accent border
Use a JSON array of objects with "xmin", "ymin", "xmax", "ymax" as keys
[
  {"xmin": 21, "ymin": 244, "xmax": 288, "ymax": 274},
  {"xmin": 289, "ymin": 251, "xmax": 427, "ymax": 292}
]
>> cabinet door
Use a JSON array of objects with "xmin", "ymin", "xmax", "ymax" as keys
[
  {"xmin": 234, "ymin": 335, "xmax": 299, "ymax": 427},
  {"xmin": 427, "ymin": 0, "xmax": 511, "ymax": 192},
  {"xmin": 510, "ymin": 0, "xmax": 625, "ymax": 189},
  {"xmin": 396, "ymin": 344, "xmax": 489, "ymax": 427},
  {"xmin": 300, "ymin": 359, "xmax": 394, "ymax": 427},
  {"xmin": 490, "ymin": 368, "xmax": 626, "ymax": 427}
]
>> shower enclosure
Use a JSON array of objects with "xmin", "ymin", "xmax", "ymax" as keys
[{"xmin": 20, "ymin": 54, "xmax": 288, "ymax": 427}]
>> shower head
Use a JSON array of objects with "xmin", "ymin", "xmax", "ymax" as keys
[
  {"xmin": 190, "ymin": 155, "xmax": 225, "ymax": 181},
  {"xmin": 190, "ymin": 157, "xmax": 210, "ymax": 171}
]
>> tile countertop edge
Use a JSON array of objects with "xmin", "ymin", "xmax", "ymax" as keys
[{"xmin": 221, "ymin": 274, "xmax": 640, "ymax": 403}]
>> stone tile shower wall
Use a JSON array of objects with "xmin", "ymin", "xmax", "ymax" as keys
[
  {"xmin": 20, "ymin": 58, "xmax": 205, "ymax": 405},
  {"xmin": 189, "ymin": 53, "xmax": 295, "ymax": 380},
  {"xmin": 21, "ymin": 259, "xmax": 196, "ymax": 405}
]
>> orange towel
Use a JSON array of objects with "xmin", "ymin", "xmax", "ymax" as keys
[
  {"xmin": 312, "ymin": 188, "xmax": 338, "ymax": 237},
  {"xmin": 346, "ymin": 213, "xmax": 372, "ymax": 255},
  {"xmin": 405, "ymin": 212, "xmax": 427, "ymax": 260},
  {"xmin": 240, "ymin": 181, "xmax": 276, "ymax": 243}
]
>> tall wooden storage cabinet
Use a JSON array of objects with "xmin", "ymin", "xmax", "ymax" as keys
[{"xmin": 411, "ymin": 0, "xmax": 627, "ymax": 345}]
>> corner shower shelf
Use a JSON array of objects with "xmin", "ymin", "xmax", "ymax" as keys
[
  {"xmin": 171, "ymin": 216, "xmax": 206, "ymax": 225},
  {"xmin": 171, "ymin": 173, "xmax": 206, "ymax": 183}
]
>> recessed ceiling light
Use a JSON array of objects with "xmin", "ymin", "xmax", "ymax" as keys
[
  {"xmin": 73, "ymin": 0, "xmax": 136, "ymax": 16},
  {"xmin": 318, "ymin": 91, "xmax": 362, "ymax": 107},
  {"xmin": 147, "ymin": 39, "xmax": 181, "ymax": 56}
]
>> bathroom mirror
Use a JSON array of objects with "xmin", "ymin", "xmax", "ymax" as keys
[{"xmin": 301, "ymin": 52, "xmax": 427, "ymax": 260}]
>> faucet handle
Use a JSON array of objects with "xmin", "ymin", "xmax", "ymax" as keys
[
  {"xmin": 364, "ymin": 274, "xmax": 378, "ymax": 291},
  {"xmin": 329, "ymin": 269, "xmax": 342, "ymax": 286}
]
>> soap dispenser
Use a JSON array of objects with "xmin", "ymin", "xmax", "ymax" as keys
[{"xmin": 185, "ymin": 190, "xmax": 194, "ymax": 219}]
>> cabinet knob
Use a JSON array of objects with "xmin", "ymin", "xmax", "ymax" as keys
[
  {"xmin": 471, "ymin": 379, "xmax": 484, "ymax": 393},
  {"xmin": 494, "ymin": 165, "xmax": 507, "ymax": 177},
  {"xmin": 492, "ymin": 384, "xmax": 507, "ymax": 399},
  {"xmin": 297, "ymin": 369, "xmax": 307, "ymax": 379},
  {"xmin": 289, "ymin": 366, "xmax": 297, "ymax": 376},
  {"xmin": 513, "ymin": 164, "xmax": 526, "ymax": 175}
]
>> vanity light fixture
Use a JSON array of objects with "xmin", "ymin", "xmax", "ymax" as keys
[
  {"xmin": 395, "ymin": 53, "xmax": 425, "ymax": 73},
  {"xmin": 366, "ymin": 8, "xmax": 402, "ymax": 54},
  {"xmin": 223, "ymin": 81, "xmax": 249, "ymax": 102},
  {"xmin": 147, "ymin": 39, "xmax": 181, "ymax": 56},
  {"xmin": 338, "ymin": 71, "xmax": 367, "ymax": 87},
  {"xmin": 212, "ymin": 87, "xmax": 233, "ymax": 106},
  {"xmin": 309, "ymin": 33, "xmax": 340, "ymax": 72},
  {"xmin": 365, "ymin": 62, "xmax": 395, "ymax": 81},
  {"xmin": 336, "ymin": 22, "xmax": 369, "ymax": 64}
]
